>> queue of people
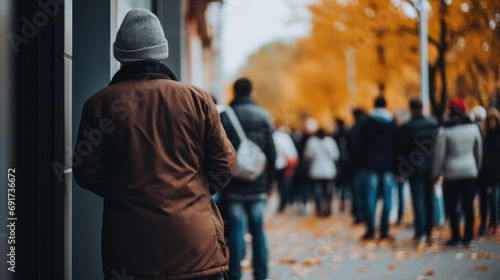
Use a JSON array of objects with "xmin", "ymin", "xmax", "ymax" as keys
[
  {"xmin": 257, "ymin": 95, "xmax": 500, "ymax": 248},
  {"xmin": 73, "ymin": 8, "xmax": 499, "ymax": 280}
]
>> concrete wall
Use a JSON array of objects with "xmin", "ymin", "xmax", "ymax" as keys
[{"xmin": 72, "ymin": 0, "xmax": 110, "ymax": 279}]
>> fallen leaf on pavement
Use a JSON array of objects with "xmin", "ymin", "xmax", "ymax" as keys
[
  {"xmin": 472, "ymin": 265, "xmax": 489, "ymax": 272},
  {"xmin": 387, "ymin": 264, "xmax": 396, "ymax": 270},
  {"xmin": 454, "ymin": 253, "xmax": 464, "ymax": 259},
  {"xmin": 300, "ymin": 258, "xmax": 320, "ymax": 266},
  {"xmin": 468, "ymin": 253, "xmax": 478, "ymax": 260},
  {"xmin": 395, "ymin": 251, "xmax": 411, "ymax": 260},
  {"xmin": 426, "ymin": 269, "xmax": 435, "ymax": 275},
  {"xmin": 363, "ymin": 252, "xmax": 376, "ymax": 260},
  {"xmin": 279, "ymin": 258, "xmax": 295, "ymax": 264}
]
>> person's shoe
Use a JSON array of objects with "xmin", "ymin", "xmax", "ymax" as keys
[
  {"xmin": 339, "ymin": 201, "xmax": 346, "ymax": 213},
  {"xmin": 444, "ymin": 239, "xmax": 461, "ymax": 247},
  {"xmin": 426, "ymin": 235, "xmax": 432, "ymax": 245},
  {"xmin": 478, "ymin": 227, "xmax": 486, "ymax": 237},
  {"xmin": 462, "ymin": 239, "xmax": 476, "ymax": 247},
  {"xmin": 379, "ymin": 235, "xmax": 395, "ymax": 241},
  {"xmin": 495, "ymin": 225, "xmax": 500, "ymax": 235},
  {"xmin": 488, "ymin": 226, "xmax": 495, "ymax": 235},
  {"xmin": 413, "ymin": 235, "xmax": 425, "ymax": 246},
  {"xmin": 361, "ymin": 232, "xmax": 374, "ymax": 240}
]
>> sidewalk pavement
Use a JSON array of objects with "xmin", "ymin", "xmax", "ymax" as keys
[{"xmin": 238, "ymin": 194, "xmax": 500, "ymax": 280}]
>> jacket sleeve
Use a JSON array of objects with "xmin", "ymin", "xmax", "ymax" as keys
[
  {"xmin": 474, "ymin": 127, "xmax": 483, "ymax": 173},
  {"xmin": 330, "ymin": 138, "xmax": 340, "ymax": 162},
  {"xmin": 203, "ymin": 98, "xmax": 237, "ymax": 195},
  {"xmin": 304, "ymin": 138, "xmax": 313, "ymax": 161},
  {"xmin": 432, "ymin": 127, "xmax": 446, "ymax": 179},
  {"xmin": 73, "ymin": 100, "xmax": 107, "ymax": 197},
  {"xmin": 393, "ymin": 125, "xmax": 406, "ymax": 176},
  {"xmin": 263, "ymin": 118, "xmax": 276, "ymax": 191}
]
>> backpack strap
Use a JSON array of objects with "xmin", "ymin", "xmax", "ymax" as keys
[{"xmin": 225, "ymin": 107, "xmax": 248, "ymax": 141}]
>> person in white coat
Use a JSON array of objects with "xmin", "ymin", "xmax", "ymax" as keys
[
  {"xmin": 433, "ymin": 98, "xmax": 482, "ymax": 247},
  {"xmin": 273, "ymin": 127, "xmax": 299, "ymax": 212},
  {"xmin": 304, "ymin": 128, "xmax": 340, "ymax": 216}
]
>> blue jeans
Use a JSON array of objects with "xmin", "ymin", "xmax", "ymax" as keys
[
  {"xmin": 490, "ymin": 184, "xmax": 500, "ymax": 227},
  {"xmin": 276, "ymin": 169, "xmax": 293, "ymax": 212},
  {"xmin": 409, "ymin": 178, "xmax": 434, "ymax": 238},
  {"xmin": 351, "ymin": 170, "xmax": 366, "ymax": 223},
  {"xmin": 226, "ymin": 199, "xmax": 267, "ymax": 280},
  {"xmin": 364, "ymin": 171, "xmax": 394, "ymax": 238},
  {"xmin": 313, "ymin": 179, "xmax": 334, "ymax": 216}
]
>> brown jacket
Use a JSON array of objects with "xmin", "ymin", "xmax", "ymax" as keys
[{"xmin": 73, "ymin": 61, "xmax": 237, "ymax": 280}]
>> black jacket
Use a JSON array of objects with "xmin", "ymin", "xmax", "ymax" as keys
[
  {"xmin": 220, "ymin": 96, "xmax": 276, "ymax": 198},
  {"xmin": 346, "ymin": 118, "xmax": 365, "ymax": 178},
  {"xmin": 480, "ymin": 128, "xmax": 500, "ymax": 184},
  {"xmin": 396, "ymin": 114, "xmax": 439, "ymax": 179},
  {"xmin": 358, "ymin": 109, "xmax": 399, "ymax": 173}
]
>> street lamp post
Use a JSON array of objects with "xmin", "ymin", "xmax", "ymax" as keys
[{"xmin": 420, "ymin": 0, "xmax": 430, "ymax": 115}]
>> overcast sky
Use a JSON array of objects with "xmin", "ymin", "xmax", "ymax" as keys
[{"xmin": 220, "ymin": 0, "xmax": 316, "ymax": 80}]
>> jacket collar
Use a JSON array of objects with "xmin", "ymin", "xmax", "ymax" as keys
[
  {"xmin": 230, "ymin": 96, "xmax": 257, "ymax": 106},
  {"xmin": 109, "ymin": 60, "xmax": 178, "ymax": 86},
  {"xmin": 443, "ymin": 112, "xmax": 472, "ymax": 127},
  {"xmin": 370, "ymin": 108, "xmax": 393, "ymax": 123}
]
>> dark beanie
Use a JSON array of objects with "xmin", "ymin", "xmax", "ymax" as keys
[{"xmin": 113, "ymin": 8, "xmax": 169, "ymax": 63}]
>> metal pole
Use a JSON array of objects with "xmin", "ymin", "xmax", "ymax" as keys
[{"xmin": 420, "ymin": 0, "xmax": 430, "ymax": 115}]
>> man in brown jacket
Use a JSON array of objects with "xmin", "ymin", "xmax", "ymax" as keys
[{"xmin": 73, "ymin": 9, "xmax": 237, "ymax": 280}]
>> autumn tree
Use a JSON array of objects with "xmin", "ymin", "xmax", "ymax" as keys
[
  {"xmin": 401, "ymin": 0, "xmax": 500, "ymax": 120},
  {"xmin": 237, "ymin": 0, "xmax": 500, "ymax": 128}
]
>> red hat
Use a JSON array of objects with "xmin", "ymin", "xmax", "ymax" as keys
[{"xmin": 448, "ymin": 97, "xmax": 467, "ymax": 114}]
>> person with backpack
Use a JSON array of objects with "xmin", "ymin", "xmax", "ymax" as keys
[{"xmin": 219, "ymin": 78, "xmax": 276, "ymax": 280}]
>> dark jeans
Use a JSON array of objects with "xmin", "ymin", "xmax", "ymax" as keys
[
  {"xmin": 480, "ymin": 183, "xmax": 500, "ymax": 230},
  {"xmin": 443, "ymin": 179, "xmax": 475, "ymax": 241},
  {"xmin": 292, "ymin": 174, "xmax": 310, "ymax": 205},
  {"xmin": 313, "ymin": 179, "xmax": 334, "ymax": 216},
  {"xmin": 365, "ymin": 171, "xmax": 394, "ymax": 238},
  {"xmin": 396, "ymin": 178, "xmax": 405, "ymax": 225},
  {"xmin": 409, "ymin": 178, "xmax": 434, "ymax": 238},
  {"xmin": 276, "ymin": 169, "xmax": 293, "ymax": 212},
  {"xmin": 226, "ymin": 199, "xmax": 268, "ymax": 280},
  {"xmin": 351, "ymin": 170, "xmax": 366, "ymax": 223}
]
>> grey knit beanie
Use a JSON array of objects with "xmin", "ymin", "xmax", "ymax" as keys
[{"xmin": 113, "ymin": 8, "xmax": 169, "ymax": 62}]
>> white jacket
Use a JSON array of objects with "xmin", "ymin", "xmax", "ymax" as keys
[
  {"xmin": 304, "ymin": 136, "xmax": 340, "ymax": 180},
  {"xmin": 273, "ymin": 131, "xmax": 298, "ymax": 170},
  {"xmin": 432, "ymin": 123, "xmax": 482, "ymax": 180}
]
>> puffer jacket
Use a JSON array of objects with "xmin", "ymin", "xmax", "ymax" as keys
[
  {"xmin": 219, "ymin": 96, "xmax": 276, "ymax": 200},
  {"xmin": 397, "ymin": 114, "xmax": 439, "ymax": 179},
  {"xmin": 479, "ymin": 128, "xmax": 500, "ymax": 184},
  {"xmin": 73, "ymin": 61, "xmax": 237, "ymax": 280},
  {"xmin": 304, "ymin": 136, "xmax": 340, "ymax": 180},
  {"xmin": 432, "ymin": 114, "xmax": 482, "ymax": 180},
  {"xmin": 359, "ymin": 108, "xmax": 399, "ymax": 173}
]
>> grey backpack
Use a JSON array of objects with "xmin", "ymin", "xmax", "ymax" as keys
[{"xmin": 225, "ymin": 107, "xmax": 267, "ymax": 181}]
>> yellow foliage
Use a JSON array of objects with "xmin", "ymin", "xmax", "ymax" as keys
[{"xmin": 230, "ymin": 0, "xmax": 500, "ymax": 128}]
